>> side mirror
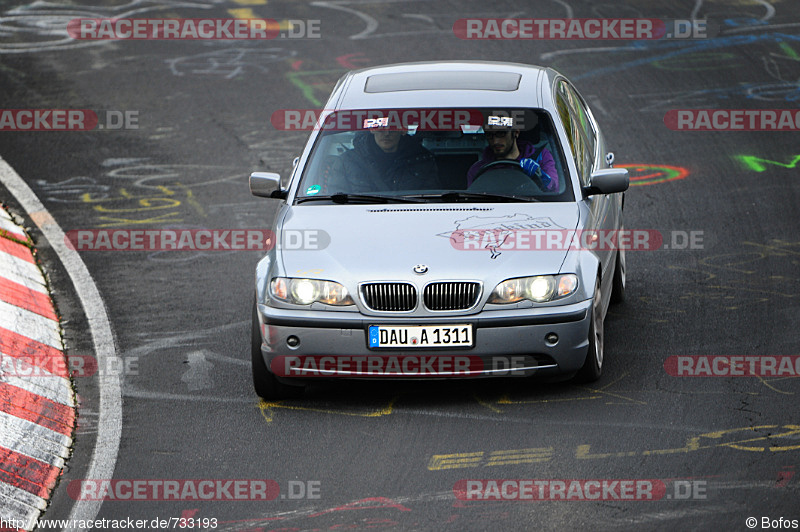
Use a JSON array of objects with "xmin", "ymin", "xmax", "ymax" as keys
[
  {"xmin": 249, "ymin": 172, "xmax": 285, "ymax": 199},
  {"xmin": 584, "ymin": 168, "xmax": 629, "ymax": 196}
]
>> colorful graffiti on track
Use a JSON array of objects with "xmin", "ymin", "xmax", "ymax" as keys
[
  {"xmin": 618, "ymin": 164, "xmax": 689, "ymax": 186},
  {"xmin": 734, "ymin": 153, "xmax": 800, "ymax": 172}
]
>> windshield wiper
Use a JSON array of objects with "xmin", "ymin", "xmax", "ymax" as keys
[
  {"xmin": 409, "ymin": 192, "xmax": 540, "ymax": 203},
  {"xmin": 295, "ymin": 193, "xmax": 425, "ymax": 204}
]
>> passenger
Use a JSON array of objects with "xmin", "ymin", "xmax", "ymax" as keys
[
  {"xmin": 332, "ymin": 126, "xmax": 438, "ymax": 193},
  {"xmin": 467, "ymin": 120, "xmax": 558, "ymax": 191}
]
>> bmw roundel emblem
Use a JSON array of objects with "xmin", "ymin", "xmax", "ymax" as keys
[{"xmin": 413, "ymin": 264, "xmax": 428, "ymax": 275}]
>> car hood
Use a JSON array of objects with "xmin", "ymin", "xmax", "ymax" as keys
[{"xmin": 277, "ymin": 204, "xmax": 580, "ymax": 282}]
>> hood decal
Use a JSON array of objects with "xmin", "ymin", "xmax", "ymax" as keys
[{"xmin": 438, "ymin": 213, "xmax": 567, "ymax": 259}]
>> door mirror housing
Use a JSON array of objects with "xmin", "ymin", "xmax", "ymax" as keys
[
  {"xmin": 584, "ymin": 168, "xmax": 629, "ymax": 196},
  {"xmin": 250, "ymin": 172, "xmax": 286, "ymax": 199}
]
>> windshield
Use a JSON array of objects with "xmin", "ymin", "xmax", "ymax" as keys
[{"xmin": 294, "ymin": 108, "xmax": 573, "ymax": 203}]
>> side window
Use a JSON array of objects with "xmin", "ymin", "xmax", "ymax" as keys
[
  {"xmin": 570, "ymin": 89, "xmax": 597, "ymax": 160},
  {"xmin": 556, "ymin": 81, "xmax": 592, "ymax": 187}
]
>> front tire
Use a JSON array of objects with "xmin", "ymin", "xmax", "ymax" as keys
[
  {"xmin": 252, "ymin": 297, "xmax": 304, "ymax": 399},
  {"xmin": 574, "ymin": 278, "xmax": 604, "ymax": 383}
]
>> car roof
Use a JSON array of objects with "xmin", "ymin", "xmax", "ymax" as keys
[{"xmin": 331, "ymin": 61, "xmax": 555, "ymax": 110}]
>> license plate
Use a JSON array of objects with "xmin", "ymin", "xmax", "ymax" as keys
[{"xmin": 368, "ymin": 325, "xmax": 473, "ymax": 348}]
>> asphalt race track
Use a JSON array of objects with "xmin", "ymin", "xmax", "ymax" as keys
[{"xmin": 1, "ymin": 1, "xmax": 799, "ymax": 530}]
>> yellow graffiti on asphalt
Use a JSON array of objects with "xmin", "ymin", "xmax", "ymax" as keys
[
  {"xmin": 471, "ymin": 394, "xmax": 503, "ymax": 413},
  {"xmin": 80, "ymin": 183, "xmax": 202, "ymax": 227},
  {"xmin": 496, "ymin": 393, "xmax": 602, "ymax": 405},
  {"xmin": 579, "ymin": 424, "xmax": 800, "ymax": 458},
  {"xmin": 257, "ymin": 396, "xmax": 397, "ymax": 423},
  {"xmin": 429, "ymin": 448, "xmax": 554, "ymax": 470},
  {"xmin": 697, "ymin": 425, "xmax": 800, "ymax": 452},
  {"xmin": 428, "ymin": 424, "xmax": 800, "ymax": 470},
  {"xmin": 756, "ymin": 375, "xmax": 796, "ymax": 396},
  {"xmin": 476, "ymin": 373, "xmax": 645, "ymax": 410},
  {"xmin": 579, "ymin": 423, "xmax": 800, "ymax": 457}
]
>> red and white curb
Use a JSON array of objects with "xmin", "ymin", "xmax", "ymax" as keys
[{"xmin": 0, "ymin": 205, "xmax": 76, "ymax": 531}]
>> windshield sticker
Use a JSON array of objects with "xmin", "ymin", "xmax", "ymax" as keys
[
  {"xmin": 363, "ymin": 117, "xmax": 389, "ymax": 128},
  {"xmin": 487, "ymin": 115, "xmax": 514, "ymax": 127},
  {"xmin": 306, "ymin": 184, "xmax": 321, "ymax": 195}
]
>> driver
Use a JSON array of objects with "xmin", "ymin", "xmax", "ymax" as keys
[
  {"xmin": 466, "ymin": 116, "xmax": 559, "ymax": 191},
  {"xmin": 331, "ymin": 123, "xmax": 438, "ymax": 193}
]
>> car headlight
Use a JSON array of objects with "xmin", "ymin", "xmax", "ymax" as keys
[
  {"xmin": 270, "ymin": 277, "xmax": 355, "ymax": 306},
  {"xmin": 489, "ymin": 274, "xmax": 578, "ymax": 304}
]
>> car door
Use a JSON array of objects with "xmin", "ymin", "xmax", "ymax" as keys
[{"xmin": 554, "ymin": 79, "xmax": 615, "ymax": 283}]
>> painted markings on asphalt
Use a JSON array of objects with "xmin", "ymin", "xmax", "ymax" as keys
[
  {"xmin": 181, "ymin": 350, "xmax": 214, "ymax": 391},
  {"xmin": 483, "ymin": 448, "xmax": 555, "ymax": 466},
  {"xmin": 428, "ymin": 424, "xmax": 800, "ymax": 470},
  {"xmin": 428, "ymin": 448, "xmax": 555, "ymax": 470},
  {"xmin": 466, "ymin": 374, "xmax": 649, "ymax": 417},
  {"xmin": 254, "ymin": 375, "xmax": 644, "ymax": 425},
  {"xmin": 257, "ymin": 397, "xmax": 397, "ymax": 423},
  {"xmin": 496, "ymin": 393, "xmax": 603, "ymax": 405},
  {"xmin": 489, "ymin": 373, "xmax": 647, "ymax": 409},
  {"xmin": 775, "ymin": 466, "xmax": 795, "ymax": 488}
]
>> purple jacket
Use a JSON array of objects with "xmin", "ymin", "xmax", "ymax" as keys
[{"xmin": 467, "ymin": 140, "xmax": 559, "ymax": 191}]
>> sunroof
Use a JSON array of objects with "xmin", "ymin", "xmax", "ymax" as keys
[{"xmin": 365, "ymin": 71, "xmax": 521, "ymax": 93}]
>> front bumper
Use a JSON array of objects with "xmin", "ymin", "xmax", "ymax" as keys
[{"xmin": 255, "ymin": 299, "xmax": 592, "ymax": 381}]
